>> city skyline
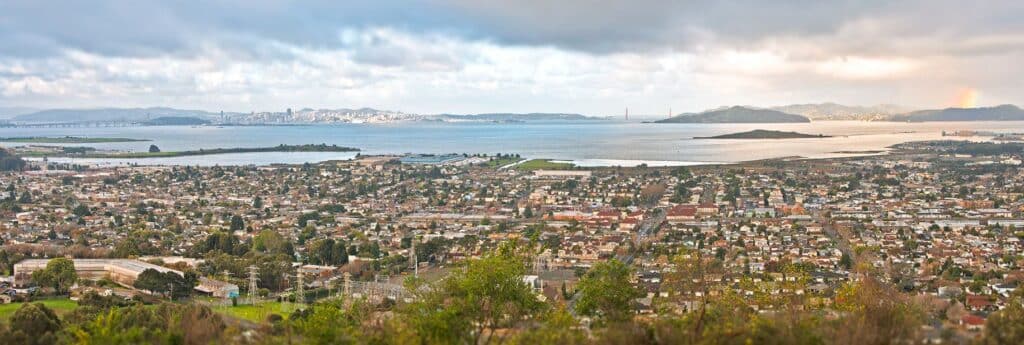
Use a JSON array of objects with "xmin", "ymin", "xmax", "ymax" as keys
[{"xmin": 1, "ymin": 1, "xmax": 1023, "ymax": 115}]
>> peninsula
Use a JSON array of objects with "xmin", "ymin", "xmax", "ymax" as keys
[
  {"xmin": 656, "ymin": 106, "xmax": 810, "ymax": 123},
  {"xmin": 696, "ymin": 129, "xmax": 831, "ymax": 139}
]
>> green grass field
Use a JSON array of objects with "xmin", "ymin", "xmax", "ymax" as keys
[
  {"xmin": 215, "ymin": 301, "xmax": 298, "ymax": 322},
  {"xmin": 485, "ymin": 157, "xmax": 523, "ymax": 168},
  {"xmin": 0, "ymin": 299, "xmax": 79, "ymax": 319},
  {"xmin": 514, "ymin": 159, "xmax": 575, "ymax": 171}
]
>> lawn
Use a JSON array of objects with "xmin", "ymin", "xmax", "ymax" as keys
[
  {"xmin": 0, "ymin": 299, "xmax": 79, "ymax": 319},
  {"xmin": 514, "ymin": 159, "xmax": 575, "ymax": 171},
  {"xmin": 215, "ymin": 301, "xmax": 298, "ymax": 323},
  {"xmin": 485, "ymin": 157, "xmax": 523, "ymax": 168}
]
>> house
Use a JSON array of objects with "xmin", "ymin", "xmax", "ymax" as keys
[
  {"xmin": 667, "ymin": 205, "xmax": 697, "ymax": 222},
  {"xmin": 965, "ymin": 294, "xmax": 995, "ymax": 311},
  {"xmin": 960, "ymin": 314, "xmax": 986, "ymax": 331}
]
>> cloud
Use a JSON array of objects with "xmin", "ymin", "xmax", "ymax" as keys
[{"xmin": 0, "ymin": 1, "xmax": 1022, "ymax": 112}]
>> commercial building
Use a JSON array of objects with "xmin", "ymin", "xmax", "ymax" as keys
[{"xmin": 13, "ymin": 258, "xmax": 239, "ymax": 298}]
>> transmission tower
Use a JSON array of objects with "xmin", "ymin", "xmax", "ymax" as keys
[
  {"xmin": 295, "ymin": 271, "xmax": 305, "ymax": 308},
  {"xmin": 247, "ymin": 265, "xmax": 259, "ymax": 305},
  {"xmin": 220, "ymin": 270, "xmax": 233, "ymax": 310},
  {"xmin": 409, "ymin": 236, "xmax": 418, "ymax": 278}
]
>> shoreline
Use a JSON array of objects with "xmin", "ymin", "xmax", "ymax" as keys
[{"xmin": 20, "ymin": 138, "xmax": 994, "ymax": 169}]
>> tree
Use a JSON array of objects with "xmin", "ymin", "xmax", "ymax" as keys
[
  {"xmin": 72, "ymin": 204, "xmax": 92, "ymax": 217},
  {"xmin": 252, "ymin": 229, "xmax": 293, "ymax": 256},
  {"xmin": 286, "ymin": 300, "xmax": 373, "ymax": 344},
  {"xmin": 575, "ymin": 259, "xmax": 642, "ymax": 324},
  {"xmin": 229, "ymin": 214, "xmax": 245, "ymax": 231},
  {"xmin": 148, "ymin": 144, "xmax": 161, "ymax": 153},
  {"xmin": 32, "ymin": 257, "xmax": 77, "ymax": 294},
  {"xmin": 133, "ymin": 268, "xmax": 194, "ymax": 299},
  {"xmin": 72, "ymin": 303, "xmax": 225, "ymax": 344},
  {"xmin": 831, "ymin": 277, "xmax": 923, "ymax": 345},
  {"xmin": 400, "ymin": 242, "xmax": 546, "ymax": 344},
  {"xmin": 839, "ymin": 252, "xmax": 853, "ymax": 270},
  {"xmin": 134, "ymin": 268, "xmax": 168, "ymax": 295},
  {"xmin": 2, "ymin": 302, "xmax": 61, "ymax": 345},
  {"xmin": 977, "ymin": 287, "xmax": 1024, "ymax": 344}
]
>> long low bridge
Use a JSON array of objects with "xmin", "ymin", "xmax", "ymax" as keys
[{"xmin": 1, "ymin": 121, "xmax": 143, "ymax": 128}]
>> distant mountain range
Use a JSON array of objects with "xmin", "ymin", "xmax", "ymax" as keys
[
  {"xmin": 655, "ymin": 106, "xmax": 810, "ymax": 123},
  {"xmin": 432, "ymin": 113, "xmax": 596, "ymax": 122},
  {"xmin": 889, "ymin": 104, "xmax": 1024, "ymax": 122},
  {"xmin": 13, "ymin": 107, "xmax": 221, "ymax": 123},
  {"xmin": 8, "ymin": 103, "xmax": 1024, "ymax": 125},
  {"xmin": 655, "ymin": 103, "xmax": 1024, "ymax": 124},
  {"xmin": 144, "ymin": 116, "xmax": 211, "ymax": 126},
  {"xmin": 0, "ymin": 107, "xmax": 39, "ymax": 119}
]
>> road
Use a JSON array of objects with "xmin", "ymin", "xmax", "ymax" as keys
[{"xmin": 617, "ymin": 207, "xmax": 666, "ymax": 265}]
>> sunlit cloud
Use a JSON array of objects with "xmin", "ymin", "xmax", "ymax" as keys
[{"xmin": 952, "ymin": 88, "xmax": 979, "ymax": 108}]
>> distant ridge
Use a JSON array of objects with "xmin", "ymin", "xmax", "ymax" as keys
[
  {"xmin": 655, "ymin": 106, "xmax": 809, "ymax": 123},
  {"xmin": 0, "ymin": 107, "xmax": 39, "ymax": 119},
  {"xmin": 14, "ymin": 107, "xmax": 218, "ymax": 123},
  {"xmin": 144, "ymin": 116, "xmax": 211, "ymax": 126},
  {"xmin": 432, "ymin": 113, "xmax": 598, "ymax": 122},
  {"xmin": 889, "ymin": 104, "xmax": 1024, "ymax": 122}
]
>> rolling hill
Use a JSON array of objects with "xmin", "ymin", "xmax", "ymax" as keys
[
  {"xmin": 889, "ymin": 105, "xmax": 1024, "ymax": 122},
  {"xmin": 655, "ymin": 106, "xmax": 810, "ymax": 123}
]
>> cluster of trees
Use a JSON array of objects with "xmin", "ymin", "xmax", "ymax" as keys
[
  {"xmin": 305, "ymin": 238, "xmax": 349, "ymax": 266},
  {"xmin": 0, "ymin": 301, "xmax": 228, "ymax": 345}
]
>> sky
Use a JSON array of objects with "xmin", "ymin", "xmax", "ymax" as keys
[{"xmin": 1, "ymin": 1, "xmax": 1022, "ymax": 116}]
